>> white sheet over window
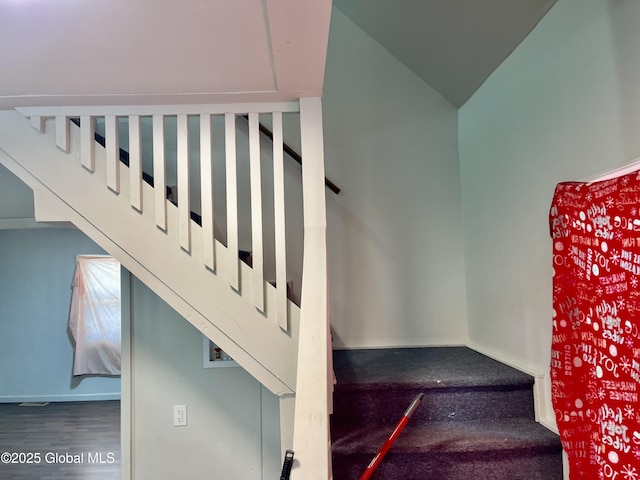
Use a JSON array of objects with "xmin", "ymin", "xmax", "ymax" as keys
[{"xmin": 68, "ymin": 255, "xmax": 121, "ymax": 376}]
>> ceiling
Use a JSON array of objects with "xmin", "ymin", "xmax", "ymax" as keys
[
  {"xmin": 0, "ymin": 0, "xmax": 332, "ymax": 108},
  {"xmin": 333, "ymin": 0, "xmax": 557, "ymax": 107},
  {"xmin": 0, "ymin": 0, "xmax": 557, "ymax": 110}
]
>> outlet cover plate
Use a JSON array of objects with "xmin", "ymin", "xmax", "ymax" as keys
[{"xmin": 173, "ymin": 404, "xmax": 187, "ymax": 426}]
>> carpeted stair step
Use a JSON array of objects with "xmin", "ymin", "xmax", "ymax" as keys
[
  {"xmin": 330, "ymin": 347, "xmax": 563, "ymax": 479},
  {"xmin": 332, "ymin": 347, "xmax": 536, "ymax": 424},
  {"xmin": 333, "ymin": 383, "xmax": 535, "ymax": 425},
  {"xmin": 333, "ymin": 348, "xmax": 533, "ymax": 389},
  {"xmin": 331, "ymin": 418, "xmax": 562, "ymax": 480}
]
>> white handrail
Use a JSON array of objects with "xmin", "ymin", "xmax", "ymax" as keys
[{"xmin": 17, "ymin": 102, "xmax": 299, "ymax": 117}]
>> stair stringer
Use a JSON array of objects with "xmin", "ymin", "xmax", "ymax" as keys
[{"xmin": 0, "ymin": 109, "xmax": 299, "ymax": 396}]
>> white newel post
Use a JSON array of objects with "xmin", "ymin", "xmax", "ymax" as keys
[{"xmin": 292, "ymin": 97, "xmax": 332, "ymax": 479}]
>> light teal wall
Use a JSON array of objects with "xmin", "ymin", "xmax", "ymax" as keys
[
  {"xmin": 323, "ymin": 8, "xmax": 468, "ymax": 348},
  {"xmin": 127, "ymin": 275, "xmax": 280, "ymax": 480},
  {"xmin": 459, "ymin": 0, "xmax": 640, "ymax": 374},
  {"xmin": 0, "ymin": 228, "xmax": 120, "ymax": 402}
]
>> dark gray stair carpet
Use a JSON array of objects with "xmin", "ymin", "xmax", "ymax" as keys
[{"xmin": 331, "ymin": 347, "xmax": 563, "ymax": 480}]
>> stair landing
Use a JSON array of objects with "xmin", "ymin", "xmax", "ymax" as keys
[{"xmin": 331, "ymin": 347, "xmax": 563, "ymax": 480}]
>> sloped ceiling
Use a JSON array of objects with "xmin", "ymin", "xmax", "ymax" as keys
[
  {"xmin": 0, "ymin": 0, "xmax": 557, "ymax": 109},
  {"xmin": 333, "ymin": 0, "xmax": 557, "ymax": 107},
  {"xmin": 0, "ymin": 0, "xmax": 332, "ymax": 108}
]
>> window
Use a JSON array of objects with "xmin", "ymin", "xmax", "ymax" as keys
[{"xmin": 68, "ymin": 256, "xmax": 121, "ymax": 376}]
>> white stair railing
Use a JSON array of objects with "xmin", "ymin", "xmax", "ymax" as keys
[
  {"xmin": 19, "ymin": 102, "xmax": 301, "ymax": 332},
  {"xmin": 15, "ymin": 99, "xmax": 332, "ymax": 479},
  {"xmin": 0, "ymin": 107, "xmax": 299, "ymax": 395}
]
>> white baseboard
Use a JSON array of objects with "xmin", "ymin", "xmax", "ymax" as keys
[
  {"xmin": 465, "ymin": 342, "xmax": 559, "ymax": 433},
  {"xmin": 467, "ymin": 342, "xmax": 564, "ymax": 479},
  {"xmin": 534, "ymin": 374, "xmax": 559, "ymax": 434},
  {"xmin": 465, "ymin": 341, "xmax": 541, "ymax": 376},
  {"xmin": 332, "ymin": 341, "xmax": 466, "ymax": 350},
  {"xmin": 0, "ymin": 393, "xmax": 121, "ymax": 403}
]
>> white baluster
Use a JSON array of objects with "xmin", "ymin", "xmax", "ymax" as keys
[
  {"xmin": 225, "ymin": 113, "xmax": 239, "ymax": 291},
  {"xmin": 105, "ymin": 115, "xmax": 120, "ymax": 193},
  {"xmin": 200, "ymin": 114, "xmax": 215, "ymax": 271},
  {"xmin": 152, "ymin": 114, "xmax": 167, "ymax": 231},
  {"xmin": 129, "ymin": 115, "xmax": 142, "ymax": 212},
  {"xmin": 30, "ymin": 116, "xmax": 44, "ymax": 133},
  {"xmin": 80, "ymin": 116, "xmax": 95, "ymax": 172},
  {"xmin": 249, "ymin": 112, "xmax": 264, "ymax": 312},
  {"xmin": 272, "ymin": 111, "xmax": 288, "ymax": 330},
  {"xmin": 56, "ymin": 116, "xmax": 70, "ymax": 153},
  {"xmin": 177, "ymin": 114, "xmax": 191, "ymax": 252}
]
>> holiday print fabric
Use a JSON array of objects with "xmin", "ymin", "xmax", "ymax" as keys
[{"xmin": 550, "ymin": 173, "xmax": 640, "ymax": 480}]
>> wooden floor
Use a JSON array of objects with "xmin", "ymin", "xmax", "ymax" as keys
[{"xmin": 0, "ymin": 401, "xmax": 120, "ymax": 479}]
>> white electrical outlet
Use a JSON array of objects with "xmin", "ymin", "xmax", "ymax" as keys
[{"xmin": 173, "ymin": 405, "xmax": 187, "ymax": 426}]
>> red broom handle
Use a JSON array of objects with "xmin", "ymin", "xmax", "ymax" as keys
[{"xmin": 359, "ymin": 393, "xmax": 424, "ymax": 480}]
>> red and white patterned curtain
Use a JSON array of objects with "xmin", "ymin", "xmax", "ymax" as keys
[{"xmin": 550, "ymin": 173, "xmax": 640, "ymax": 479}]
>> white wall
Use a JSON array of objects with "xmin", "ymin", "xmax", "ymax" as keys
[
  {"xmin": 126, "ymin": 275, "xmax": 281, "ymax": 480},
  {"xmin": 323, "ymin": 9, "xmax": 468, "ymax": 348},
  {"xmin": 459, "ymin": 0, "xmax": 640, "ymax": 375}
]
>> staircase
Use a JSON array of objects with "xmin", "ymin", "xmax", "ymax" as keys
[
  {"xmin": 0, "ymin": 103, "xmax": 562, "ymax": 480},
  {"xmin": 331, "ymin": 347, "xmax": 563, "ymax": 479},
  {"xmin": 0, "ymin": 101, "xmax": 332, "ymax": 479}
]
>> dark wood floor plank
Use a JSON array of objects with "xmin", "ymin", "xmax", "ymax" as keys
[{"xmin": 0, "ymin": 401, "xmax": 120, "ymax": 480}]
